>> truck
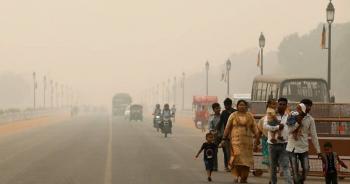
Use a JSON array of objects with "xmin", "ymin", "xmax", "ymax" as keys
[{"xmin": 112, "ymin": 93, "xmax": 132, "ymax": 116}]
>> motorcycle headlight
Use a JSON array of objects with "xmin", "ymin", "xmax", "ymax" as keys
[{"xmin": 156, "ymin": 116, "xmax": 160, "ymax": 118}]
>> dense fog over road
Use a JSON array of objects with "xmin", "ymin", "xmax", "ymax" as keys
[{"xmin": 0, "ymin": 0, "xmax": 350, "ymax": 107}]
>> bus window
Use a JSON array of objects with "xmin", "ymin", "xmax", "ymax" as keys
[
  {"xmin": 261, "ymin": 82, "xmax": 267, "ymax": 101},
  {"xmin": 281, "ymin": 80, "xmax": 329, "ymax": 102},
  {"xmin": 266, "ymin": 83, "xmax": 278, "ymax": 100},
  {"xmin": 256, "ymin": 82, "xmax": 263, "ymax": 101},
  {"xmin": 252, "ymin": 82, "xmax": 258, "ymax": 100}
]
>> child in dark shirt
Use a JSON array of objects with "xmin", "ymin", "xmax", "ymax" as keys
[
  {"xmin": 195, "ymin": 132, "xmax": 218, "ymax": 182},
  {"xmin": 320, "ymin": 142, "xmax": 348, "ymax": 184}
]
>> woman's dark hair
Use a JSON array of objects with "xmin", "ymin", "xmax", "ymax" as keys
[
  {"xmin": 237, "ymin": 99, "xmax": 249, "ymax": 107},
  {"xmin": 266, "ymin": 98, "xmax": 277, "ymax": 109},
  {"xmin": 212, "ymin": 102, "xmax": 220, "ymax": 110}
]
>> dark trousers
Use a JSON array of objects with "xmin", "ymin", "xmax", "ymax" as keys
[
  {"xmin": 216, "ymin": 137, "xmax": 229, "ymax": 168},
  {"xmin": 325, "ymin": 172, "xmax": 338, "ymax": 184},
  {"xmin": 213, "ymin": 148, "xmax": 218, "ymax": 170},
  {"xmin": 223, "ymin": 142, "xmax": 230, "ymax": 168},
  {"xmin": 289, "ymin": 151, "xmax": 309, "ymax": 184}
]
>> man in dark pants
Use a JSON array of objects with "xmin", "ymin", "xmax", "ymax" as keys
[
  {"xmin": 262, "ymin": 98, "xmax": 292, "ymax": 184},
  {"xmin": 215, "ymin": 98, "xmax": 236, "ymax": 172}
]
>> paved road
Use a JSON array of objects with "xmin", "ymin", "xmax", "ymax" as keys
[{"xmin": 0, "ymin": 113, "xmax": 347, "ymax": 184}]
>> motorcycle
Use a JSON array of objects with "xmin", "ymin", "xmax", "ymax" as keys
[
  {"xmin": 154, "ymin": 115, "xmax": 162, "ymax": 132},
  {"xmin": 162, "ymin": 117, "xmax": 172, "ymax": 138}
]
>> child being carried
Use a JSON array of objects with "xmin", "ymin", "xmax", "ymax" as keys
[
  {"xmin": 266, "ymin": 100, "xmax": 283, "ymax": 143},
  {"xmin": 287, "ymin": 103, "xmax": 307, "ymax": 140}
]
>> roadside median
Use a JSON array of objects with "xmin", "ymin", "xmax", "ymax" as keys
[{"xmin": 0, "ymin": 113, "xmax": 70, "ymax": 135}]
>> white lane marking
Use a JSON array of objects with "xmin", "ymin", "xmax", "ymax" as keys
[{"xmin": 104, "ymin": 116, "xmax": 113, "ymax": 184}]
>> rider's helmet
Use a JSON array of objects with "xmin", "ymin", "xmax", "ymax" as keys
[
  {"xmin": 164, "ymin": 104, "xmax": 169, "ymax": 109},
  {"xmin": 156, "ymin": 104, "xmax": 160, "ymax": 108}
]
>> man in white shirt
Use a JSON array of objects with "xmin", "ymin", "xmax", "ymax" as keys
[
  {"xmin": 286, "ymin": 99, "xmax": 321, "ymax": 184},
  {"xmin": 263, "ymin": 98, "xmax": 292, "ymax": 184}
]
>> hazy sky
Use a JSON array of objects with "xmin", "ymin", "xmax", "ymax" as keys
[{"xmin": 0, "ymin": 0, "xmax": 349, "ymax": 105}]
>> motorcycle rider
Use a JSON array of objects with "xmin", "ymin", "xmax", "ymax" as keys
[
  {"xmin": 162, "ymin": 104, "xmax": 173, "ymax": 133},
  {"xmin": 153, "ymin": 104, "xmax": 162, "ymax": 126},
  {"xmin": 154, "ymin": 104, "xmax": 162, "ymax": 115}
]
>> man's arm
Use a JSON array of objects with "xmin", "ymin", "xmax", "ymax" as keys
[
  {"xmin": 309, "ymin": 117, "xmax": 321, "ymax": 153},
  {"xmin": 337, "ymin": 155, "xmax": 348, "ymax": 168}
]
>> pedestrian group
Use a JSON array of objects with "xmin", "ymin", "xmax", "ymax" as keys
[{"xmin": 195, "ymin": 98, "xmax": 348, "ymax": 184}]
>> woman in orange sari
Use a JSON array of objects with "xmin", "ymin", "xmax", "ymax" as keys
[{"xmin": 221, "ymin": 100, "xmax": 258, "ymax": 183}]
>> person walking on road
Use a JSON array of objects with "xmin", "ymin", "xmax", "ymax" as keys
[
  {"xmin": 195, "ymin": 132, "xmax": 219, "ymax": 182},
  {"xmin": 262, "ymin": 98, "xmax": 293, "ymax": 184},
  {"xmin": 221, "ymin": 100, "xmax": 258, "ymax": 183},
  {"xmin": 287, "ymin": 99, "xmax": 321, "ymax": 184},
  {"xmin": 216, "ymin": 98, "xmax": 236, "ymax": 172},
  {"xmin": 320, "ymin": 142, "xmax": 348, "ymax": 184},
  {"xmin": 208, "ymin": 102, "xmax": 221, "ymax": 171}
]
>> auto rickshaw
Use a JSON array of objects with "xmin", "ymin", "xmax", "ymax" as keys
[
  {"xmin": 192, "ymin": 96, "xmax": 218, "ymax": 130},
  {"xmin": 129, "ymin": 104, "xmax": 143, "ymax": 121}
]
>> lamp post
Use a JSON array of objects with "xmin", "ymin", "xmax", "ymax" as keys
[
  {"xmin": 167, "ymin": 78, "xmax": 170, "ymax": 103},
  {"xmin": 43, "ymin": 76, "xmax": 46, "ymax": 108},
  {"xmin": 55, "ymin": 82, "xmax": 59, "ymax": 108},
  {"xmin": 173, "ymin": 77, "xmax": 177, "ymax": 105},
  {"xmin": 259, "ymin": 32, "xmax": 266, "ymax": 75},
  {"xmin": 326, "ymin": 0, "xmax": 335, "ymax": 91},
  {"xmin": 162, "ymin": 81, "xmax": 165, "ymax": 104},
  {"xmin": 50, "ymin": 80, "xmax": 53, "ymax": 109},
  {"xmin": 61, "ymin": 84, "xmax": 64, "ymax": 107},
  {"xmin": 205, "ymin": 61, "xmax": 209, "ymax": 96},
  {"xmin": 33, "ymin": 72, "xmax": 37, "ymax": 110},
  {"xmin": 182, "ymin": 72, "xmax": 185, "ymax": 110},
  {"xmin": 226, "ymin": 59, "xmax": 231, "ymax": 97},
  {"xmin": 156, "ymin": 84, "xmax": 159, "ymax": 104}
]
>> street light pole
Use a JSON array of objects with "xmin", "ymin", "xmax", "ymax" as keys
[
  {"xmin": 167, "ymin": 78, "xmax": 170, "ymax": 103},
  {"xmin": 205, "ymin": 61, "xmax": 209, "ymax": 96},
  {"xmin": 259, "ymin": 32, "xmax": 266, "ymax": 75},
  {"xmin": 326, "ymin": 0, "xmax": 335, "ymax": 91},
  {"xmin": 226, "ymin": 59, "xmax": 231, "ymax": 97},
  {"xmin": 50, "ymin": 80, "xmax": 53, "ymax": 109},
  {"xmin": 182, "ymin": 72, "xmax": 185, "ymax": 110},
  {"xmin": 43, "ymin": 76, "xmax": 46, "ymax": 109},
  {"xmin": 33, "ymin": 72, "xmax": 37, "ymax": 110},
  {"xmin": 55, "ymin": 82, "xmax": 58, "ymax": 108},
  {"xmin": 173, "ymin": 77, "xmax": 177, "ymax": 105}
]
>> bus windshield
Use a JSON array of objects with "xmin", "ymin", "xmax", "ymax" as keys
[{"xmin": 281, "ymin": 80, "xmax": 329, "ymax": 102}]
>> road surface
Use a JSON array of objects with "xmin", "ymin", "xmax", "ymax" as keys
[{"xmin": 0, "ymin": 113, "xmax": 347, "ymax": 184}]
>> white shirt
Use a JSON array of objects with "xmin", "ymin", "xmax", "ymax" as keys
[
  {"xmin": 286, "ymin": 114, "xmax": 321, "ymax": 153},
  {"xmin": 263, "ymin": 113, "xmax": 289, "ymax": 144}
]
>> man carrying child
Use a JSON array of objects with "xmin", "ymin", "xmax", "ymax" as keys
[
  {"xmin": 262, "ymin": 98, "xmax": 292, "ymax": 184},
  {"xmin": 286, "ymin": 99, "xmax": 321, "ymax": 184}
]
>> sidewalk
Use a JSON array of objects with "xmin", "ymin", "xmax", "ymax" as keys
[{"xmin": 0, "ymin": 113, "xmax": 70, "ymax": 135}]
